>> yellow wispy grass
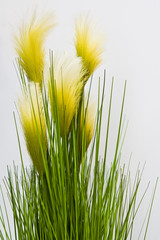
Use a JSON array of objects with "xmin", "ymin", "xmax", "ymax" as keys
[
  {"xmin": 18, "ymin": 83, "xmax": 47, "ymax": 174},
  {"xmin": 48, "ymin": 52, "xmax": 84, "ymax": 137},
  {"xmin": 80, "ymin": 99, "xmax": 96, "ymax": 150},
  {"xmin": 14, "ymin": 12, "xmax": 55, "ymax": 86},
  {"xmin": 74, "ymin": 15, "xmax": 104, "ymax": 83}
]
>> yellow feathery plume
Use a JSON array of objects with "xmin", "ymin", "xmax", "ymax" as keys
[
  {"xmin": 74, "ymin": 15, "xmax": 104, "ymax": 83},
  {"xmin": 48, "ymin": 53, "xmax": 84, "ymax": 137},
  {"xmin": 80, "ymin": 100, "xmax": 96, "ymax": 150},
  {"xmin": 18, "ymin": 83, "xmax": 47, "ymax": 174},
  {"xmin": 14, "ymin": 12, "xmax": 55, "ymax": 86}
]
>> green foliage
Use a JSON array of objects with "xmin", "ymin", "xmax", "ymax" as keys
[
  {"xmin": 0, "ymin": 55, "xmax": 157, "ymax": 240},
  {"xmin": 0, "ymin": 11, "xmax": 158, "ymax": 240}
]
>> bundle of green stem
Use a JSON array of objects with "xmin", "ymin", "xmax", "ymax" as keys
[{"xmin": 0, "ymin": 12, "xmax": 157, "ymax": 240}]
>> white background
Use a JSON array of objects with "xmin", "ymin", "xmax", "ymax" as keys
[{"xmin": 0, "ymin": 0, "xmax": 160, "ymax": 239}]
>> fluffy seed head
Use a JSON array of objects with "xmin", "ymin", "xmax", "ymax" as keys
[
  {"xmin": 48, "ymin": 52, "xmax": 84, "ymax": 137},
  {"xmin": 14, "ymin": 12, "xmax": 55, "ymax": 85},
  {"xmin": 74, "ymin": 15, "xmax": 103, "ymax": 83},
  {"xmin": 80, "ymin": 99, "xmax": 96, "ymax": 150},
  {"xmin": 18, "ymin": 83, "xmax": 47, "ymax": 174}
]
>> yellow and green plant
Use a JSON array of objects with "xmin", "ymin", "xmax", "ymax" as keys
[{"xmin": 0, "ymin": 11, "xmax": 157, "ymax": 240}]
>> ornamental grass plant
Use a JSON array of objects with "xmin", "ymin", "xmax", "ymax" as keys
[{"xmin": 0, "ymin": 11, "xmax": 157, "ymax": 240}]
